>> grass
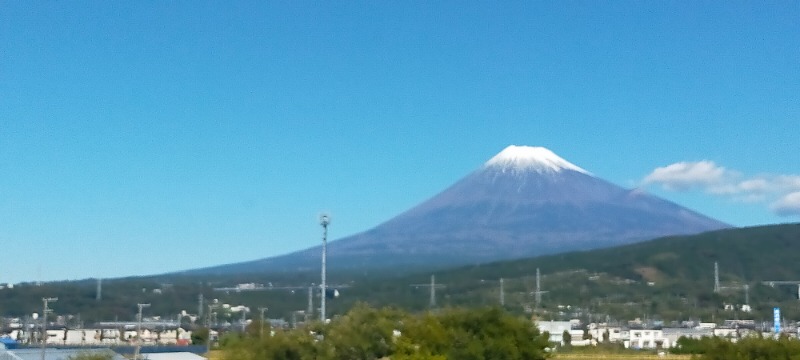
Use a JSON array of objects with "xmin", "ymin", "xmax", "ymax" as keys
[
  {"xmin": 554, "ymin": 354, "xmax": 692, "ymax": 359},
  {"xmin": 206, "ymin": 350, "xmax": 225, "ymax": 360}
]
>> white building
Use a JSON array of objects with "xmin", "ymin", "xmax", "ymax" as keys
[
  {"xmin": 624, "ymin": 329, "xmax": 670, "ymax": 349},
  {"xmin": 536, "ymin": 320, "xmax": 572, "ymax": 345},
  {"xmin": 589, "ymin": 326, "xmax": 623, "ymax": 343},
  {"xmin": 8, "ymin": 328, "xmax": 192, "ymax": 346}
]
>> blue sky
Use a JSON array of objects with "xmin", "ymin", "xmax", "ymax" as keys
[{"xmin": 1, "ymin": 1, "xmax": 798, "ymax": 283}]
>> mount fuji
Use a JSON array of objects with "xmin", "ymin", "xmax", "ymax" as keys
[{"xmin": 193, "ymin": 145, "xmax": 731, "ymax": 274}]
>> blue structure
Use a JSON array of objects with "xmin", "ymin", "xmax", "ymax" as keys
[
  {"xmin": 0, "ymin": 348, "xmax": 125, "ymax": 360},
  {"xmin": 0, "ymin": 336, "xmax": 17, "ymax": 349}
]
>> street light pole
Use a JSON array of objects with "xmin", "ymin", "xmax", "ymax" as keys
[
  {"xmin": 41, "ymin": 297, "xmax": 57, "ymax": 360},
  {"xmin": 134, "ymin": 303, "xmax": 150, "ymax": 360},
  {"xmin": 320, "ymin": 214, "xmax": 330, "ymax": 323}
]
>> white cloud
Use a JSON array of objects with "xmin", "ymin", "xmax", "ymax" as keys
[
  {"xmin": 643, "ymin": 161, "xmax": 728, "ymax": 191},
  {"xmin": 643, "ymin": 162, "xmax": 800, "ymax": 217},
  {"xmin": 738, "ymin": 178, "xmax": 770, "ymax": 193},
  {"xmin": 771, "ymin": 192, "xmax": 800, "ymax": 216},
  {"xmin": 776, "ymin": 175, "xmax": 800, "ymax": 192}
]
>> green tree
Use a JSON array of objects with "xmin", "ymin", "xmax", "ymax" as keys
[
  {"xmin": 420, "ymin": 307, "xmax": 549, "ymax": 360},
  {"xmin": 317, "ymin": 303, "xmax": 407, "ymax": 360},
  {"xmin": 697, "ymin": 335, "xmax": 800, "ymax": 360},
  {"xmin": 562, "ymin": 330, "xmax": 572, "ymax": 347},
  {"xmin": 67, "ymin": 351, "xmax": 115, "ymax": 360},
  {"xmin": 224, "ymin": 330, "xmax": 319, "ymax": 360},
  {"xmin": 192, "ymin": 327, "xmax": 209, "ymax": 346},
  {"xmin": 217, "ymin": 305, "xmax": 549, "ymax": 360}
]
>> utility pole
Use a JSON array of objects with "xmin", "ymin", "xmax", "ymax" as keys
[
  {"xmin": 133, "ymin": 303, "xmax": 150, "ymax": 360},
  {"xmin": 258, "ymin": 307, "xmax": 268, "ymax": 337},
  {"xmin": 40, "ymin": 297, "xmax": 57, "ymax": 360},
  {"xmin": 320, "ymin": 214, "xmax": 330, "ymax": 323}
]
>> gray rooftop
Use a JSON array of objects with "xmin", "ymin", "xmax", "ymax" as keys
[{"xmin": 0, "ymin": 348, "xmax": 125, "ymax": 360}]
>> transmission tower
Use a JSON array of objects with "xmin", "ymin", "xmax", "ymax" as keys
[
  {"xmin": 499, "ymin": 278, "xmax": 505, "ymax": 306},
  {"xmin": 410, "ymin": 275, "xmax": 446, "ymax": 308},
  {"xmin": 531, "ymin": 268, "xmax": 549, "ymax": 310}
]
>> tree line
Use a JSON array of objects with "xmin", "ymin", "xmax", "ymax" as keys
[
  {"xmin": 673, "ymin": 335, "xmax": 800, "ymax": 359},
  {"xmin": 220, "ymin": 303, "xmax": 550, "ymax": 360}
]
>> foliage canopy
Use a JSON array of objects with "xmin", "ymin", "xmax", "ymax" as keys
[{"xmin": 222, "ymin": 303, "xmax": 549, "ymax": 360}]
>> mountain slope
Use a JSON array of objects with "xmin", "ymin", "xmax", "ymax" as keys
[
  {"xmin": 191, "ymin": 145, "xmax": 730, "ymax": 274},
  {"xmin": 437, "ymin": 223, "xmax": 800, "ymax": 285},
  {"xmin": 347, "ymin": 223, "xmax": 800, "ymax": 321}
]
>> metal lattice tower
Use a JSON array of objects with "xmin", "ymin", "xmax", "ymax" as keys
[
  {"xmin": 410, "ymin": 275, "xmax": 446, "ymax": 308},
  {"xmin": 430, "ymin": 275, "xmax": 436, "ymax": 307},
  {"xmin": 499, "ymin": 278, "xmax": 505, "ymax": 306},
  {"xmin": 40, "ymin": 297, "xmax": 57, "ymax": 360},
  {"xmin": 744, "ymin": 284, "xmax": 749, "ymax": 305},
  {"xmin": 714, "ymin": 262, "xmax": 720, "ymax": 293},
  {"xmin": 258, "ymin": 307, "xmax": 268, "ymax": 337},
  {"xmin": 535, "ymin": 268, "xmax": 542, "ymax": 306},
  {"xmin": 134, "ymin": 303, "xmax": 151, "ymax": 360},
  {"xmin": 531, "ymin": 268, "xmax": 549, "ymax": 310},
  {"xmin": 307, "ymin": 286, "xmax": 314, "ymax": 319}
]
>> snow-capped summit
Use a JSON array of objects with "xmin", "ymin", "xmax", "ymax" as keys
[{"xmin": 484, "ymin": 145, "xmax": 590, "ymax": 174}]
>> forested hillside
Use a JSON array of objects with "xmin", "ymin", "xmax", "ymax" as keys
[{"xmin": 1, "ymin": 224, "xmax": 798, "ymax": 324}]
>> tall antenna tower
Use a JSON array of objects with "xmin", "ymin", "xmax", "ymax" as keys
[
  {"xmin": 714, "ymin": 262, "xmax": 720, "ymax": 293},
  {"xmin": 319, "ymin": 214, "xmax": 330, "ymax": 322}
]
